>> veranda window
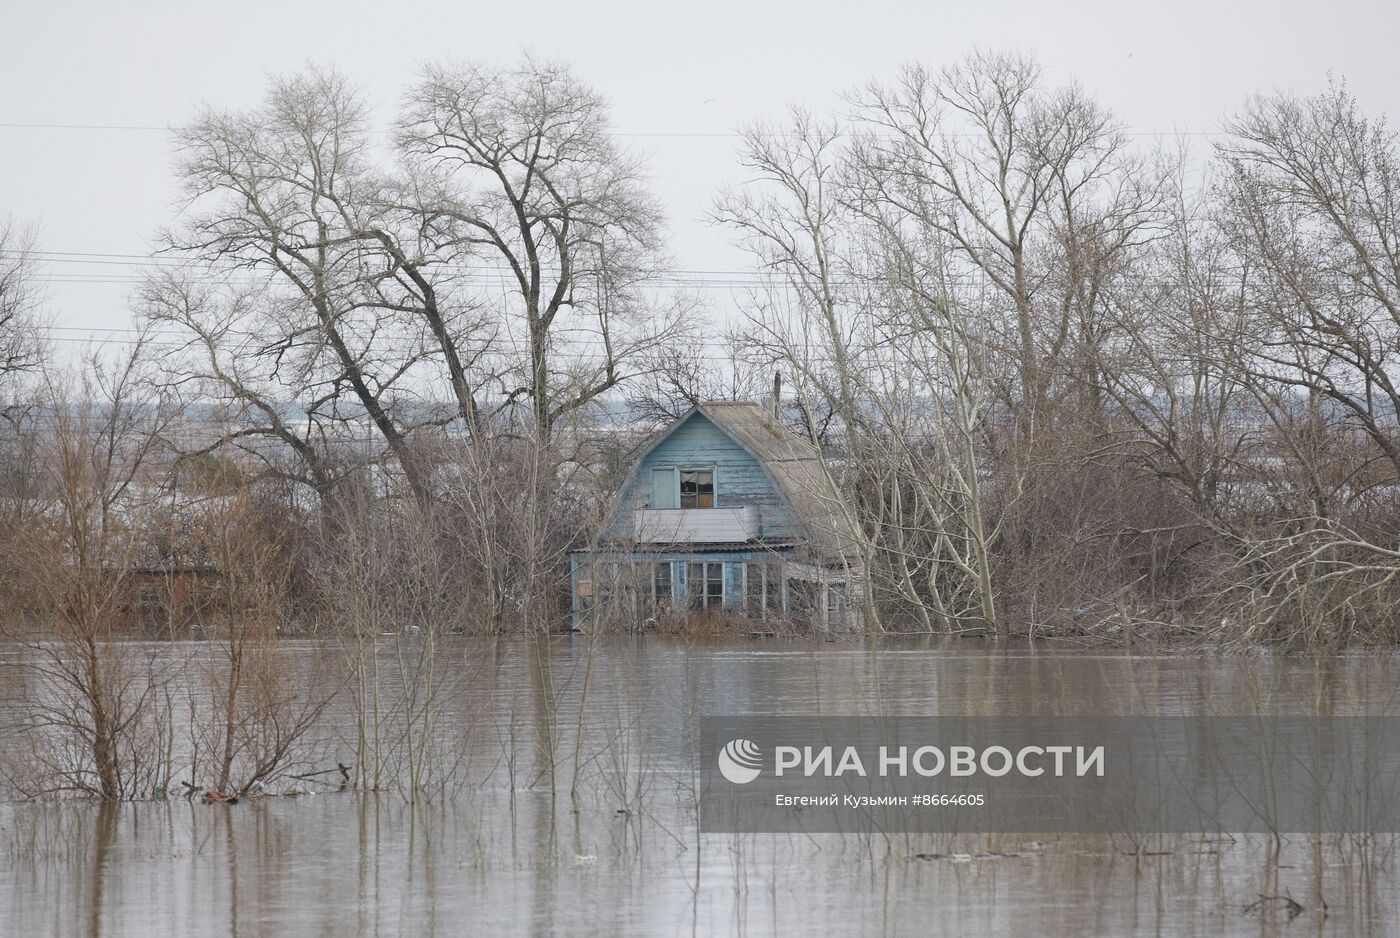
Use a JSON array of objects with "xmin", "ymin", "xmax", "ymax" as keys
[
  {"xmin": 653, "ymin": 561, "xmax": 673, "ymax": 611},
  {"xmin": 826, "ymin": 582, "xmax": 847, "ymax": 629},
  {"xmin": 686, "ymin": 560, "xmax": 724, "ymax": 611},
  {"xmin": 746, "ymin": 560, "xmax": 784, "ymax": 620}
]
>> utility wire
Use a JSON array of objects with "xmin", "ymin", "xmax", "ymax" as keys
[{"xmin": 0, "ymin": 121, "xmax": 1228, "ymax": 139}]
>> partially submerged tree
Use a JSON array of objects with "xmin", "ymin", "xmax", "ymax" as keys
[{"xmin": 16, "ymin": 342, "xmax": 177, "ymax": 799}]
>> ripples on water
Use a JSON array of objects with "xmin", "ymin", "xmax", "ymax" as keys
[{"xmin": 1, "ymin": 636, "xmax": 1397, "ymax": 936}]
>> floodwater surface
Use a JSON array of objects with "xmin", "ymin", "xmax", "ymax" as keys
[{"xmin": 1, "ymin": 636, "xmax": 1397, "ymax": 936}]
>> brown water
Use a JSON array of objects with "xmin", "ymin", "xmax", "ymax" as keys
[{"xmin": 1, "ymin": 636, "xmax": 1397, "ymax": 936}]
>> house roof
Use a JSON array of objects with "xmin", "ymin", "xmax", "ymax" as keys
[{"xmin": 630, "ymin": 401, "xmax": 868, "ymax": 568}]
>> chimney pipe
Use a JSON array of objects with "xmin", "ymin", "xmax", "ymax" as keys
[{"xmin": 771, "ymin": 371, "xmax": 782, "ymax": 419}]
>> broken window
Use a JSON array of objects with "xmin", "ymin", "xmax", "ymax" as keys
[{"xmin": 679, "ymin": 469, "xmax": 714, "ymax": 509}]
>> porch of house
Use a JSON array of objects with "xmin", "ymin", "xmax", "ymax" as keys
[{"xmin": 569, "ymin": 547, "xmax": 854, "ymax": 632}]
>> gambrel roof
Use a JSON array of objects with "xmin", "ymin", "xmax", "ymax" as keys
[{"xmin": 622, "ymin": 401, "xmax": 867, "ymax": 568}]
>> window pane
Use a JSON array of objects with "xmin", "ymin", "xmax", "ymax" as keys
[
  {"xmin": 745, "ymin": 563, "xmax": 763, "ymax": 619},
  {"xmin": 789, "ymin": 580, "xmax": 819, "ymax": 622},
  {"xmin": 765, "ymin": 562, "xmax": 783, "ymax": 616},
  {"xmin": 680, "ymin": 469, "xmax": 715, "ymax": 509},
  {"xmin": 594, "ymin": 562, "xmax": 616, "ymax": 606},
  {"xmin": 652, "ymin": 469, "xmax": 677, "ymax": 509},
  {"xmin": 687, "ymin": 562, "xmax": 704, "ymax": 611},
  {"xmin": 827, "ymin": 582, "xmax": 846, "ymax": 629},
  {"xmin": 706, "ymin": 562, "xmax": 724, "ymax": 607},
  {"xmin": 653, "ymin": 561, "xmax": 672, "ymax": 608},
  {"xmin": 696, "ymin": 470, "xmax": 714, "ymax": 508}
]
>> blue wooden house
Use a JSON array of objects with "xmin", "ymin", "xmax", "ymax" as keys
[{"xmin": 570, "ymin": 401, "xmax": 867, "ymax": 630}]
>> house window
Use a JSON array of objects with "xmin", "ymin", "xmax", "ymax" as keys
[
  {"xmin": 827, "ymin": 582, "xmax": 847, "ymax": 629},
  {"xmin": 651, "ymin": 468, "xmax": 677, "ymax": 509},
  {"xmin": 788, "ymin": 579, "xmax": 820, "ymax": 623},
  {"xmin": 707, "ymin": 562, "xmax": 724, "ymax": 608},
  {"xmin": 592, "ymin": 561, "xmax": 618, "ymax": 608},
  {"xmin": 679, "ymin": 469, "xmax": 714, "ymax": 509},
  {"xmin": 746, "ymin": 560, "xmax": 782, "ymax": 620},
  {"xmin": 653, "ymin": 561, "xmax": 673, "ymax": 611},
  {"xmin": 765, "ymin": 563, "xmax": 784, "ymax": 616},
  {"xmin": 746, "ymin": 563, "xmax": 764, "ymax": 619},
  {"xmin": 686, "ymin": 560, "xmax": 724, "ymax": 611}
]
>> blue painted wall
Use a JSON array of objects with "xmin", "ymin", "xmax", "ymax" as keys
[
  {"xmin": 570, "ymin": 546, "xmax": 795, "ymax": 628},
  {"xmin": 609, "ymin": 411, "xmax": 801, "ymax": 540}
]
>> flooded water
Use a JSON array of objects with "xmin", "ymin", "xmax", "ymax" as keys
[{"xmin": 2, "ymin": 636, "xmax": 1398, "ymax": 936}]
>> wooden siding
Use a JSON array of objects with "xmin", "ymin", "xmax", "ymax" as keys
[{"xmin": 610, "ymin": 412, "xmax": 802, "ymax": 541}]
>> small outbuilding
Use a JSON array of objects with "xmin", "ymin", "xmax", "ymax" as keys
[{"xmin": 571, "ymin": 401, "xmax": 867, "ymax": 631}]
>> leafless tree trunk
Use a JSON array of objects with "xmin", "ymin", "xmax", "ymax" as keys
[
  {"xmin": 399, "ymin": 57, "xmax": 686, "ymax": 442},
  {"xmin": 168, "ymin": 70, "xmax": 440, "ymax": 502}
]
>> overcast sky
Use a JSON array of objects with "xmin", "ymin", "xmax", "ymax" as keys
[{"xmin": 3, "ymin": 0, "xmax": 1398, "ymax": 348}]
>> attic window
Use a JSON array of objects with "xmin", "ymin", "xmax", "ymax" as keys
[{"xmin": 679, "ymin": 469, "xmax": 714, "ymax": 509}]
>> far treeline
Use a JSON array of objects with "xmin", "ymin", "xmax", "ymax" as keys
[{"xmin": 2, "ymin": 50, "xmax": 1400, "ymax": 651}]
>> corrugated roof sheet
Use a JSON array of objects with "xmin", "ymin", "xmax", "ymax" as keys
[{"xmin": 690, "ymin": 401, "xmax": 867, "ymax": 569}]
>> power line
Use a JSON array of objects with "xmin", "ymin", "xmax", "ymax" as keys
[
  {"xmin": 0, "ymin": 120, "xmax": 1228, "ymax": 139},
  {"xmin": 0, "ymin": 122, "xmax": 171, "ymax": 131},
  {"xmin": 36, "ymin": 328, "xmax": 767, "ymax": 363},
  {"xmin": 3, "ymin": 248, "xmax": 905, "ymax": 280},
  {"xmin": 13, "ymin": 248, "xmax": 1272, "ymax": 291}
]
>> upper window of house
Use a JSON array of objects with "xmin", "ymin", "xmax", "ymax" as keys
[
  {"xmin": 651, "ymin": 468, "xmax": 678, "ymax": 509},
  {"xmin": 679, "ymin": 469, "xmax": 715, "ymax": 509}
]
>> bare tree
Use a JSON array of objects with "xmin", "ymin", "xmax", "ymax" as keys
[
  {"xmin": 847, "ymin": 51, "xmax": 1168, "ymax": 429},
  {"xmin": 190, "ymin": 486, "xmax": 327, "ymax": 794},
  {"xmin": 1218, "ymin": 82, "xmax": 1400, "ymax": 483},
  {"xmin": 713, "ymin": 110, "xmax": 860, "ymax": 424},
  {"xmin": 142, "ymin": 275, "xmax": 349, "ymax": 505},
  {"xmin": 1205, "ymin": 83, "xmax": 1400, "ymax": 643},
  {"xmin": 0, "ymin": 220, "xmax": 48, "ymax": 390},
  {"xmin": 14, "ymin": 342, "xmax": 178, "ymax": 799},
  {"xmin": 399, "ymin": 57, "xmax": 687, "ymax": 442},
  {"xmin": 168, "ymin": 69, "xmax": 444, "ymax": 502},
  {"xmin": 711, "ymin": 110, "xmax": 881, "ymax": 621}
]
